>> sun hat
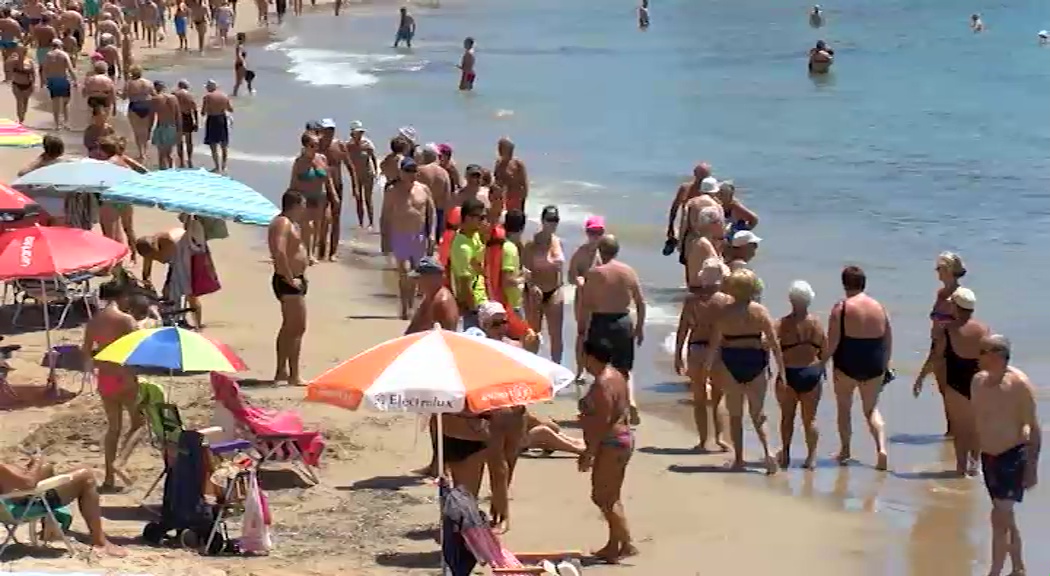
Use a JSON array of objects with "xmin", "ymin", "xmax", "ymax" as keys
[
  {"xmin": 318, "ymin": 118, "xmax": 336, "ymax": 130},
  {"xmin": 479, "ymin": 301, "xmax": 507, "ymax": 325},
  {"xmin": 700, "ymin": 176, "xmax": 720, "ymax": 194},
  {"xmin": 951, "ymin": 287, "xmax": 976, "ymax": 310},
  {"xmin": 398, "ymin": 125, "xmax": 417, "ymax": 142},
  {"xmin": 731, "ymin": 230, "xmax": 762, "ymax": 247},
  {"xmin": 349, "ymin": 120, "xmax": 365, "ymax": 133},
  {"xmin": 1040, "ymin": 30, "xmax": 1048, "ymax": 38},
  {"xmin": 584, "ymin": 215, "xmax": 605, "ymax": 231}
]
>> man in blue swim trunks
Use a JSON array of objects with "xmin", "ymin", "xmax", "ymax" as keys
[
  {"xmin": 393, "ymin": 6, "xmax": 415, "ymax": 48},
  {"xmin": 40, "ymin": 39, "xmax": 77, "ymax": 129},
  {"xmin": 150, "ymin": 81, "xmax": 182, "ymax": 169},
  {"xmin": 972, "ymin": 334, "xmax": 1041, "ymax": 576},
  {"xmin": 0, "ymin": 9, "xmax": 21, "ymax": 74}
]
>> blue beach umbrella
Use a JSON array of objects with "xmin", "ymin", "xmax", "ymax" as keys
[
  {"xmin": 11, "ymin": 159, "xmax": 138, "ymax": 193},
  {"xmin": 103, "ymin": 169, "xmax": 279, "ymax": 226}
]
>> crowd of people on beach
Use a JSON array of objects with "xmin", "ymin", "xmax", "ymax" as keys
[{"xmin": 0, "ymin": 0, "xmax": 1045, "ymax": 572}]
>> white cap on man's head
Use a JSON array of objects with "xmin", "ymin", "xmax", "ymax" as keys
[
  {"xmin": 319, "ymin": 118, "xmax": 336, "ymax": 130},
  {"xmin": 731, "ymin": 230, "xmax": 762, "ymax": 247},
  {"xmin": 700, "ymin": 177, "xmax": 720, "ymax": 194},
  {"xmin": 951, "ymin": 287, "xmax": 976, "ymax": 310},
  {"xmin": 1040, "ymin": 30, "xmax": 1048, "ymax": 38},
  {"xmin": 349, "ymin": 120, "xmax": 365, "ymax": 133}
]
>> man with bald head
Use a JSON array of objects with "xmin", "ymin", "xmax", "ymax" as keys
[
  {"xmin": 666, "ymin": 162, "xmax": 715, "ymax": 251},
  {"xmin": 416, "ymin": 143, "xmax": 452, "ymax": 245},
  {"xmin": 578, "ymin": 234, "xmax": 646, "ymax": 425},
  {"xmin": 493, "ymin": 137, "xmax": 528, "ymax": 214}
]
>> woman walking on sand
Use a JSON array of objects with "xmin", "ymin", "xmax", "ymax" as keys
[
  {"xmin": 775, "ymin": 280, "xmax": 826, "ymax": 469},
  {"xmin": 6, "ymin": 44, "xmax": 35, "ymax": 124},
  {"xmin": 523, "ymin": 205, "xmax": 566, "ymax": 365},
  {"xmin": 705, "ymin": 268, "xmax": 784, "ymax": 475},
  {"xmin": 578, "ymin": 337, "xmax": 637, "ymax": 564},
  {"xmin": 289, "ymin": 131, "xmax": 333, "ymax": 264}
]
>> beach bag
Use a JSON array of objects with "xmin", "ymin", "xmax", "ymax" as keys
[
  {"xmin": 199, "ymin": 216, "xmax": 229, "ymax": 241},
  {"xmin": 190, "ymin": 249, "xmax": 221, "ymax": 296},
  {"xmin": 240, "ymin": 470, "xmax": 272, "ymax": 554}
]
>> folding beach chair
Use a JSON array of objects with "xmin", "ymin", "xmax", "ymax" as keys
[
  {"xmin": 139, "ymin": 399, "xmax": 232, "ymax": 505},
  {"xmin": 11, "ymin": 273, "xmax": 95, "ymax": 330},
  {"xmin": 210, "ymin": 372, "xmax": 323, "ymax": 484},
  {"xmin": 0, "ymin": 473, "xmax": 77, "ymax": 557},
  {"xmin": 440, "ymin": 480, "xmax": 583, "ymax": 575}
]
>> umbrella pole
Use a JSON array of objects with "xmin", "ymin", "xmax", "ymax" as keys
[
  {"xmin": 41, "ymin": 279, "xmax": 56, "ymax": 396},
  {"xmin": 436, "ymin": 413, "xmax": 445, "ymax": 566}
]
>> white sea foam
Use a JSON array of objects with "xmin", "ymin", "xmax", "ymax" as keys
[
  {"xmin": 193, "ymin": 148, "xmax": 293, "ymax": 164},
  {"xmin": 267, "ymin": 36, "xmax": 426, "ymax": 88}
]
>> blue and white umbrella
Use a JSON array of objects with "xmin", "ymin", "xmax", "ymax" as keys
[
  {"xmin": 103, "ymin": 169, "xmax": 279, "ymax": 226},
  {"xmin": 11, "ymin": 159, "xmax": 138, "ymax": 193}
]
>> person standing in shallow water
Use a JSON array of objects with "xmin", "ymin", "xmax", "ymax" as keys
[
  {"xmin": 493, "ymin": 137, "xmax": 529, "ymax": 213},
  {"xmin": 971, "ymin": 334, "xmax": 1040, "ymax": 576},
  {"xmin": 775, "ymin": 280, "xmax": 826, "ymax": 469},
  {"xmin": 458, "ymin": 36, "xmax": 475, "ymax": 90},
  {"xmin": 922, "ymin": 251, "xmax": 968, "ymax": 436},
  {"xmin": 578, "ymin": 336, "xmax": 637, "ymax": 564},
  {"xmin": 394, "ymin": 6, "xmax": 414, "ymax": 48},
  {"xmin": 637, "ymin": 0, "xmax": 649, "ymax": 28},
  {"xmin": 824, "ymin": 265, "xmax": 891, "ymax": 471}
]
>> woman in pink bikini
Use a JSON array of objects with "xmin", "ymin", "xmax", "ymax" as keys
[{"xmin": 81, "ymin": 281, "xmax": 142, "ymax": 491}]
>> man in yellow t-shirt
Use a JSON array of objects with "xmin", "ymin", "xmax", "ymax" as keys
[{"xmin": 450, "ymin": 198, "xmax": 488, "ymax": 329}]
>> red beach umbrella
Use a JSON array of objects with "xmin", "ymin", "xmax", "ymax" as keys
[
  {"xmin": 0, "ymin": 183, "xmax": 44, "ymax": 228},
  {"xmin": 0, "ymin": 225, "xmax": 128, "ymax": 280}
]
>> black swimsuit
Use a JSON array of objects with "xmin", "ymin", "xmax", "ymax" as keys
[
  {"xmin": 831, "ymin": 300, "xmax": 887, "ymax": 382},
  {"xmin": 782, "ymin": 339, "xmax": 824, "ymax": 394},
  {"xmin": 719, "ymin": 333, "xmax": 768, "ymax": 384},
  {"xmin": 943, "ymin": 330, "xmax": 979, "ymax": 399}
]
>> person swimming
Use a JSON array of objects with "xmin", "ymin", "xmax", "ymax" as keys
[
  {"xmin": 808, "ymin": 40, "xmax": 834, "ymax": 74},
  {"xmin": 809, "ymin": 4, "xmax": 824, "ymax": 28},
  {"xmin": 971, "ymin": 13, "xmax": 984, "ymax": 33}
]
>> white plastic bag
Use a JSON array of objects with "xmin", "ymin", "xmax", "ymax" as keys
[{"xmin": 240, "ymin": 470, "xmax": 272, "ymax": 554}]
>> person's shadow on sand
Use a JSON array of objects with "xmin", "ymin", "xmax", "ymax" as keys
[
  {"xmin": 668, "ymin": 463, "xmax": 766, "ymax": 475},
  {"xmin": 338, "ymin": 474, "xmax": 425, "ymax": 491},
  {"xmin": 375, "ymin": 550, "xmax": 441, "ymax": 568}
]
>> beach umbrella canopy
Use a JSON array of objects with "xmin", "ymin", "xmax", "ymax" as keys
[
  {"xmin": 0, "ymin": 183, "xmax": 41, "ymax": 218},
  {"xmin": 94, "ymin": 327, "xmax": 248, "ymax": 373},
  {"xmin": 0, "ymin": 225, "xmax": 128, "ymax": 280},
  {"xmin": 11, "ymin": 158, "xmax": 138, "ymax": 193},
  {"xmin": 0, "ymin": 118, "xmax": 42, "ymax": 148},
  {"xmin": 103, "ymin": 169, "xmax": 279, "ymax": 226},
  {"xmin": 306, "ymin": 328, "xmax": 574, "ymax": 413}
]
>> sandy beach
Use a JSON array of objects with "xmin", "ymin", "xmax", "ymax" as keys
[{"xmin": 0, "ymin": 1, "xmax": 886, "ymax": 574}]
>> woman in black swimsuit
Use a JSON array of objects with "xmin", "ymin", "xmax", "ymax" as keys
[
  {"xmin": 439, "ymin": 409, "xmax": 509, "ymax": 526},
  {"xmin": 232, "ymin": 32, "xmax": 255, "ymax": 96},
  {"xmin": 523, "ymin": 205, "xmax": 565, "ymax": 365},
  {"xmin": 705, "ymin": 268, "xmax": 785, "ymax": 474},
  {"xmin": 922, "ymin": 251, "xmax": 967, "ymax": 436},
  {"xmin": 5, "ymin": 44, "xmax": 35, "ymax": 123},
  {"xmin": 775, "ymin": 280, "xmax": 827, "ymax": 469}
]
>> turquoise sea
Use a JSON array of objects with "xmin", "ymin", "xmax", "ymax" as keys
[{"xmin": 152, "ymin": 0, "xmax": 1050, "ymax": 572}]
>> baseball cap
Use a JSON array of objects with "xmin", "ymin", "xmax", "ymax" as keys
[
  {"xmin": 731, "ymin": 230, "xmax": 762, "ymax": 247},
  {"xmin": 540, "ymin": 205, "xmax": 560, "ymax": 222},
  {"xmin": 408, "ymin": 256, "xmax": 444, "ymax": 277},
  {"xmin": 436, "ymin": 143, "xmax": 453, "ymax": 156},
  {"xmin": 950, "ymin": 287, "xmax": 976, "ymax": 310},
  {"xmin": 584, "ymin": 215, "xmax": 605, "ymax": 231},
  {"xmin": 464, "ymin": 164, "xmax": 483, "ymax": 176},
  {"xmin": 700, "ymin": 177, "xmax": 720, "ymax": 194},
  {"xmin": 349, "ymin": 120, "xmax": 365, "ymax": 133},
  {"xmin": 400, "ymin": 156, "xmax": 418, "ymax": 171},
  {"xmin": 319, "ymin": 118, "xmax": 336, "ymax": 130},
  {"xmin": 305, "ymin": 119, "xmax": 322, "ymax": 131},
  {"xmin": 479, "ymin": 301, "xmax": 507, "ymax": 325},
  {"xmin": 50, "ymin": 38, "xmax": 62, "ymax": 47},
  {"xmin": 1041, "ymin": 30, "xmax": 1049, "ymax": 38}
]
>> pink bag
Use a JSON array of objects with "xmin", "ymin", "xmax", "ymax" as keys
[{"xmin": 190, "ymin": 250, "xmax": 221, "ymax": 296}]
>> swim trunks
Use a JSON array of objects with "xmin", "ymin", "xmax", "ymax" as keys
[
  {"xmin": 203, "ymin": 114, "xmax": 229, "ymax": 146},
  {"xmin": 0, "ymin": 39, "xmax": 17, "ymax": 50},
  {"xmin": 395, "ymin": 28, "xmax": 413, "ymax": 44},
  {"xmin": 271, "ymin": 273, "xmax": 307, "ymax": 299},
  {"xmin": 981, "ymin": 444, "xmax": 1028, "ymax": 503},
  {"xmin": 174, "ymin": 15, "xmax": 187, "ymax": 36},
  {"xmin": 151, "ymin": 122, "xmax": 177, "ymax": 148},
  {"xmin": 35, "ymin": 47, "xmax": 48, "ymax": 66},
  {"xmin": 586, "ymin": 312, "xmax": 635, "ymax": 373},
  {"xmin": 128, "ymin": 100, "xmax": 151, "ymax": 118},
  {"xmin": 391, "ymin": 231, "xmax": 426, "ymax": 265},
  {"xmin": 45, "ymin": 76, "xmax": 71, "ymax": 99},
  {"xmin": 180, "ymin": 112, "xmax": 197, "ymax": 133}
]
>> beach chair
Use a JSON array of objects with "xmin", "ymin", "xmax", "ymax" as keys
[
  {"xmin": 0, "ymin": 473, "xmax": 77, "ymax": 557},
  {"xmin": 440, "ymin": 480, "xmax": 583, "ymax": 575},
  {"xmin": 10, "ymin": 273, "xmax": 94, "ymax": 329},
  {"xmin": 139, "ymin": 399, "xmax": 234, "ymax": 505},
  {"xmin": 209, "ymin": 372, "xmax": 323, "ymax": 484}
]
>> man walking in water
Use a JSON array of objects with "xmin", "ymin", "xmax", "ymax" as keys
[
  {"xmin": 972, "ymin": 334, "xmax": 1040, "ymax": 576},
  {"xmin": 174, "ymin": 80, "xmax": 198, "ymax": 168},
  {"xmin": 824, "ymin": 265, "xmax": 891, "ymax": 470},
  {"xmin": 345, "ymin": 121, "xmax": 378, "ymax": 229},
  {"xmin": 458, "ymin": 37, "xmax": 476, "ymax": 90},
  {"xmin": 393, "ymin": 6, "xmax": 414, "ymax": 48},
  {"xmin": 578, "ymin": 235, "xmax": 646, "ymax": 425},
  {"xmin": 268, "ymin": 190, "xmax": 308, "ymax": 386},
  {"xmin": 150, "ymin": 81, "xmax": 181, "ymax": 169},
  {"xmin": 201, "ymin": 79, "xmax": 232, "ymax": 173}
]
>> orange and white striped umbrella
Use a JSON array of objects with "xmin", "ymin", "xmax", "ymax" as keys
[{"xmin": 305, "ymin": 328, "xmax": 574, "ymax": 413}]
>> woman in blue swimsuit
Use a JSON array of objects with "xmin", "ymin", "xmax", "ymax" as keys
[
  {"xmin": 774, "ymin": 280, "xmax": 827, "ymax": 469},
  {"xmin": 705, "ymin": 268, "xmax": 785, "ymax": 475},
  {"xmin": 288, "ymin": 131, "xmax": 333, "ymax": 263}
]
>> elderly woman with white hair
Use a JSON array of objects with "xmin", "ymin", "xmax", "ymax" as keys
[
  {"xmin": 683, "ymin": 204, "xmax": 724, "ymax": 288},
  {"xmin": 704, "ymin": 268, "xmax": 785, "ymax": 474},
  {"xmin": 674, "ymin": 258, "xmax": 731, "ymax": 452},
  {"xmin": 775, "ymin": 280, "xmax": 827, "ymax": 469}
]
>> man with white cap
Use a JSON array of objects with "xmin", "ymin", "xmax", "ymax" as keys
[
  {"xmin": 914, "ymin": 286, "xmax": 989, "ymax": 476},
  {"xmin": 727, "ymin": 230, "xmax": 761, "ymax": 268},
  {"xmin": 345, "ymin": 121, "xmax": 378, "ymax": 230},
  {"xmin": 665, "ymin": 162, "xmax": 715, "ymax": 254},
  {"xmin": 971, "ymin": 333, "xmax": 1041, "ymax": 576},
  {"xmin": 317, "ymin": 118, "xmax": 354, "ymax": 261},
  {"xmin": 675, "ymin": 176, "xmax": 722, "ymax": 265},
  {"xmin": 416, "ymin": 142, "xmax": 451, "ymax": 246},
  {"xmin": 809, "ymin": 4, "xmax": 823, "ymax": 27},
  {"xmin": 1039, "ymin": 30, "xmax": 1048, "ymax": 44},
  {"xmin": 675, "ymin": 257, "xmax": 731, "ymax": 451}
]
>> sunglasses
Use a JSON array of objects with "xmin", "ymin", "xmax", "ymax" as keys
[{"xmin": 586, "ymin": 228, "xmax": 604, "ymax": 236}]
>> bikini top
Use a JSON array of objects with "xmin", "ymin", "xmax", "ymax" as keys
[{"xmin": 299, "ymin": 165, "xmax": 327, "ymax": 181}]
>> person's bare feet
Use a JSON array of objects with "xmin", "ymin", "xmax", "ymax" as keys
[
  {"xmin": 776, "ymin": 449, "xmax": 790, "ymax": 469},
  {"xmin": 693, "ymin": 442, "xmax": 709, "ymax": 454},
  {"xmin": 803, "ymin": 453, "xmax": 817, "ymax": 470},
  {"xmin": 412, "ymin": 464, "xmax": 437, "ymax": 477},
  {"xmin": 715, "ymin": 438, "xmax": 732, "ymax": 452},
  {"xmin": 835, "ymin": 448, "xmax": 852, "ymax": 466},
  {"xmin": 273, "ymin": 371, "xmax": 288, "ymax": 383},
  {"xmin": 95, "ymin": 540, "xmax": 128, "ymax": 557},
  {"xmin": 875, "ymin": 451, "xmax": 888, "ymax": 471},
  {"xmin": 593, "ymin": 544, "xmax": 620, "ymax": 564},
  {"xmin": 764, "ymin": 454, "xmax": 779, "ymax": 475},
  {"xmin": 619, "ymin": 542, "xmax": 639, "ymax": 558},
  {"xmin": 726, "ymin": 459, "xmax": 745, "ymax": 471}
]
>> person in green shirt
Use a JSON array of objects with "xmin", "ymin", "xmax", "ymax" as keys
[
  {"xmin": 450, "ymin": 197, "xmax": 487, "ymax": 329},
  {"xmin": 501, "ymin": 209, "xmax": 527, "ymax": 317}
]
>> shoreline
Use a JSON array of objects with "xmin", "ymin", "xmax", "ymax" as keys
[{"xmin": 0, "ymin": 1, "xmax": 888, "ymax": 574}]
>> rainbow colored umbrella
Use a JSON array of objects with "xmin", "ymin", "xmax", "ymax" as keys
[
  {"xmin": 94, "ymin": 327, "xmax": 247, "ymax": 373},
  {"xmin": 0, "ymin": 119, "xmax": 42, "ymax": 148}
]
